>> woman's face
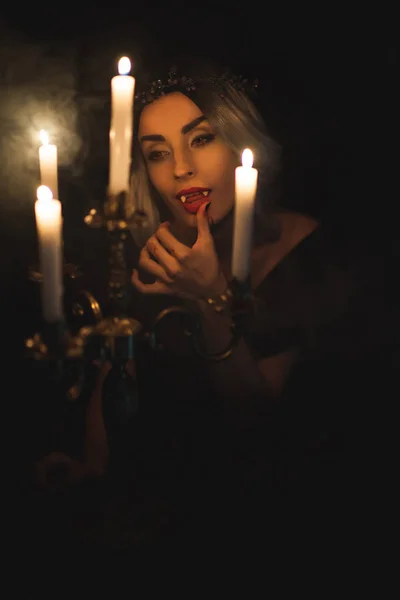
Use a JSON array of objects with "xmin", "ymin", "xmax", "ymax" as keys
[{"xmin": 138, "ymin": 92, "xmax": 238, "ymax": 228}]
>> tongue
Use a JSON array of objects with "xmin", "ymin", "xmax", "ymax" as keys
[
  {"xmin": 182, "ymin": 196, "xmax": 208, "ymax": 214},
  {"xmin": 186, "ymin": 193, "xmax": 206, "ymax": 203}
]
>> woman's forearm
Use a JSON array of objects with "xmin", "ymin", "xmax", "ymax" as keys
[
  {"xmin": 195, "ymin": 300, "xmax": 274, "ymax": 421},
  {"xmin": 83, "ymin": 363, "xmax": 110, "ymax": 475}
]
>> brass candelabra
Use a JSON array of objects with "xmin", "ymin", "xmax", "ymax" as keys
[{"xmin": 26, "ymin": 191, "xmax": 254, "ymax": 459}]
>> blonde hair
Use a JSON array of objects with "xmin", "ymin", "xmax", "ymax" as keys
[
  {"xmin": 128, "ymin": 142, "xmax": 161, "ymax": 247},
  {"xmin": 129, "ymin": 79, "xmax": 281, "ymax": 247}
]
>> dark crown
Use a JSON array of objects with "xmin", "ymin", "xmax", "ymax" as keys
[{"xmin": 135, "ymin": 66, "xmax": 259, "ymax": 108}]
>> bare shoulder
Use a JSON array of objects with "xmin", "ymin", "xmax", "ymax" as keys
[
  {"xmin": 250, "ymin": 211, "xmax": 320, "ymax": 286},
  {"xmin": 279, "ymin": 210, "xmax": 320, "ymax": 252}
]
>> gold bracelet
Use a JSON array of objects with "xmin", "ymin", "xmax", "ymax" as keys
[
  {"xmin": 205, "ymin": 286, "xmax": 233, "ymax": 313},
  {"xmin": 191, "ymin": 330, "xmax": 238, "ymax": 361}
]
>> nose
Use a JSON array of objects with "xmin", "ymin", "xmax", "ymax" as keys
[{"xmin": 173, "ymin": 150, "xmax": 196, "ymax": 180}]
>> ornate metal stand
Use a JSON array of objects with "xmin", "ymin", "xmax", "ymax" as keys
[{"xmin": 27, "ymin": 192, "xmax": 148, "ymax": 461}]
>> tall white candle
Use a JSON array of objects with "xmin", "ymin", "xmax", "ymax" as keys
[
  {"xmin": 39, "ymin": 130, "xmax": 58, "ymax": 199},
  {"xmin": 232, "ymin": 149, "xmax": 258, "ymax": 282},
  {"xmin": 109, "ymin": 56, "xmax": 135, "ymax": 195},
  {"xmin": 35, "ymin": 185, "xmax": 63, "ymax": 323}
]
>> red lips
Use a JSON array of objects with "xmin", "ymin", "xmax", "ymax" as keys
[{"xmin": 176, "ymin": 187, "xmax": 211, "ymax": 199}]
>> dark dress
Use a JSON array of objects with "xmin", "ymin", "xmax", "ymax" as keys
[
  {"xmin": 96, "ymin": 223, "xmax": 382, "ymax": 547},
  {"xmin": 21, "ymin": 223, "xmax": 385, "ymax": 554}
]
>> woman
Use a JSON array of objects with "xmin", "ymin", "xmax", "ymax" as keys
[
  {"xmin": 83, "ymin": 69, "xmax": 360, "ymax": 476},
  {"xmin": 36, "ymin": 67, "xmax": 381, "ymax": 547},
  {"xmin": 133, "ymin": 74, "xmax": 317, "ymax": 390}
]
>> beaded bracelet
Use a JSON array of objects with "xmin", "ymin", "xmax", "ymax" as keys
[{"xmin": 205, "ymin": 286, "xmax": 234, "ymax": 313}]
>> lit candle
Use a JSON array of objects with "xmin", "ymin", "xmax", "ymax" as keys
[
  {"xmin": 109, "ymin": 56, "xmax": 135, "ymax": 196},
  {"xmin": 232, "ymin": 149, "xmax": 258, "ymax": 282},
  {"xmin": 38, "ymin": 130, "xmax": 58, "ymax": 199},
  {"xmin": 35, "ymin": 185, "xmax": 63, "ymax": 322}
]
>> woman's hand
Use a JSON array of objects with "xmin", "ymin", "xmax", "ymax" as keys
[
  {"xmin": 131, "ymin": 202, "xmax": 226, "ymax": 300},
  {"xmin": 34, "ymin": 452, "xmax": 88, "ymax": 491}
]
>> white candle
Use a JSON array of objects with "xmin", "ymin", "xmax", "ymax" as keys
[
  {"xmin": 109, "ymin": 56, "xmax": 135, "ymax": 195},
  {"xmin": 39, "ymin": 130, "xmax": 58, "ymax": 199},
  {"xmin": 35, "ymin": 185, "xmax": 63, "ymax": 323},
  {"xmin": 232, "ymin": 149, "xmax": 258, "ymax": 282}
]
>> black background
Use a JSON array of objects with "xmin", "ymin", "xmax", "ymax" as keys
[
  {"xmin": 0, "ymin": 3, "xmax": 394, "ymax": 553},
  {"xmin": 0, "ymin": 5, "xmax": 393, "ymax": 330}
]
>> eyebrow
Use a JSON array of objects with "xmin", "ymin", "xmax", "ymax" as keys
[{"xmin": 140, "ymin": 115, "xmax": 207, "ymax": 143}]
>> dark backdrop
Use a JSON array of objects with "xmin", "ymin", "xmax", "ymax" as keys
[
  {"xmin": 0, "ymin": 4, "xmax": 393, "ymax": 544},
  {"xmin": 0, "ymin": 5, "xmax": 392, "ymax": 351}
]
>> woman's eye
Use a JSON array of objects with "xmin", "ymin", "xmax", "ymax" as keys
[
  {"xmin": 147, "ymin": 150, "xmax": 169, "ymax": 161},
  {"xmin": 191, "ymin": 133, "xmax": 216, "ymax": 147}
]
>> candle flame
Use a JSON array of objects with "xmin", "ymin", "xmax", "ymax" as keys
[
  {"xmin": 118, "ymin": 56, "xmax": 131, "ymax": 75},
  {"xmin": 37, "ymin": 185, "xmax": 53, "ymax": 202},
  {"xmin": 39, "ymin": 130, "xmax": 49, "ymax": 145},
  {"xmin": 242, "ymin": 149, "xmax": 253, "ymax": 168}
]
